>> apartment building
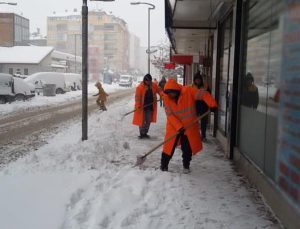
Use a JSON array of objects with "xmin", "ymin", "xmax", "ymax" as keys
[
  {"xmin": 129, "ymin": 33, "xmax": 141, "ymax": 71},
  {"xmin": 47, "ymin": 10, "xmax": 129, "ymax": 77},
  {"xmin": 0, "ymin": 13, "xmax": 30, "ymax": 47}
]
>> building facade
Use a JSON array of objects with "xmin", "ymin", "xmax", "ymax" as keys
[
  {"xmin": 165, "ymin": 0, "xmax": 300, "ymax": 228},
  {"xmin": 47, "ymin": 10, "xmax": 129, "ymax": 77},
  {"xmin": 129, "ymin": 33, "xmax": 141, "ymax": 71},
  {"xmin": 0, "ymin": 13, "xmax": 30, "ymax": 47}
]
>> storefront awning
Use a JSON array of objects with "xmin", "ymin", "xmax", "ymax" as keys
[{"xmin": 165, "ymin": 0, "xmax": 233, "ymax": 55}]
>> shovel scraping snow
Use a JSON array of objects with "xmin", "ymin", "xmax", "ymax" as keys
[{"xmin": 134, "ymin": 111, "xmax": 210, "ymax": 167}]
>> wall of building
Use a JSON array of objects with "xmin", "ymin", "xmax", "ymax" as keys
[
  {"xmin": 0, "ymin": 13, "xmax": 30, "ymax": 47},
  {"xmin": 14, "ymin": 14, "xmax": 30, "ymax": 46},
  {"xmin": 47, "ymin": 11, "xmax": 129, "ymax": 73},
  {"xmin": 0, "ymin": 13, "xmax": 14, "ymax": 47},
  {"xmin": 1, "ymin": 54, "xmax": 52, "ymax": 75}
]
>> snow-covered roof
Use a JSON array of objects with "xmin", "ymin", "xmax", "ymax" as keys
[
  {"xmin": 0, "ymin": 46, "xmax": 54, "ymax": 64},
  {"xmin": 52, "ymin": 50, "xmax": 82, "ymax": 63}
]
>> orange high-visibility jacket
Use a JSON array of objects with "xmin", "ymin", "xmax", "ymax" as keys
[
  {"xmin": 132, "ymin": 82, "xmax": 162, "ymax": 127},
  {"xmin": 163, "ymin": 80, "xmax": 217, "ymax": 156}
]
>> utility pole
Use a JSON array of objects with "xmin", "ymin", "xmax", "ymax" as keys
[
  {"xmin": 75, "ymin": 35, "xmax": 77, "ymax": 73},
  {"xmin": 130, "ymin": 2, "xmax": 155, "ymax": 74},
  {"xmin": 82, "ymin": 0, "xmax": 115, "ymax": 141},
  {"xmin": 82, "ymin": 0, "xmax": 88, "ymax": 141}
]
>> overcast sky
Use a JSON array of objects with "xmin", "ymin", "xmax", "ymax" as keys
[{"xmin": 0, "ymin": 0, "xmax": 166, "ymax": 46}]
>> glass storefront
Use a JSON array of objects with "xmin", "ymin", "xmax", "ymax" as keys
[
  {"xmin": 238, "ymin": 0, "xmax": 284, "ymax": 181},
  {"xmin": 218, "ymin": 13, "xmax": 233, "ymax": 136}
]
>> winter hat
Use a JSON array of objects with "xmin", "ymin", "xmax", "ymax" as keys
[
  {"xmin": 245, "ymin": 72, "xmax": 254, "ymax": 82},
  {"xmin": 143, "ymin": 74, "xmax": 152, "ymax": 82},
  {"xmin": 95, "ymin": 81, "xmax": 102, "ymax": 87},
  {"xmin": 164, "ymin": 79, "xmax": 181, "ymax": 94},
  {"xmin": 193, "ymin": 72, "xmax": 202, "ymax": 81}
]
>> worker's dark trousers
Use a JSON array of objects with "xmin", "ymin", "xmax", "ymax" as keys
[
  {"xmin": 201, "ymin": 115, "xmax": 208, "ymax": 139},
  {"xmin": 139, "ymin": 110, "xmax": 152, "ymax": 136},
  {"xmin": 161, "ymin": 135, "xmax": 192, "ymax": 170}
]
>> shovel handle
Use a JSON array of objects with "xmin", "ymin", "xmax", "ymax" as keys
[
  {"xmin": 142, "ymin": 110, "xmax": 210, "ymax": 158},
  {"xmin": 122, "ymin": 99, "xmax": 160, "ymax": 117}
]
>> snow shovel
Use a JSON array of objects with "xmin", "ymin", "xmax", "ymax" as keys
[
  {"xmin": 134, "ymin": 110, "xmax": 210, "ymax": 167},
  {"xmin": 121, "ymin": 99, "xmax": 160, "ymax": 120}
]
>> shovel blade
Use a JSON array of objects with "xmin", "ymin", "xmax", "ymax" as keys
[{"xmin": 134, "ymin": 155, "xmax": 146, "ymax": 167}]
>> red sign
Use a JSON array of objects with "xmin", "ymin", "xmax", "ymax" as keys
[
  {"xmin": 170, "ymin": 55, "xmax": 193, "ymax": 65},
  {"xmin": 164, "ymin": 62, "xmax": 175, "ymax": 69}
]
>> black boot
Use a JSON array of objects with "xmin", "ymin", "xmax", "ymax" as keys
[{"xmin": 160, "ymin": 152, "xmax": 171, "ymax": 171}]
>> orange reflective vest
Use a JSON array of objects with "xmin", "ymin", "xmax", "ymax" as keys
[
  {"xmin": 132, "ymin": 82, "xmax": 162, "ymax": 127},
  {"xmin": 163, "ymin": 86, "xmax": 217, "ymax": 156}
]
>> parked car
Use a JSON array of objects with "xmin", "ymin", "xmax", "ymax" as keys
[
  {"xmin": 0, "ymin": 73, "xmax": 35, "ymax": 104},
  {"xmin": 64, "ymin": 73, "xmax": 82, "ymax": 91},
  {"xmin": 13, "ymin": 77, "xmax": 35, "ymax": 101},
  {"xmin": 25, "ymin": 72, "xmax": 69, "ymax": 94},
  {"xmin": 118, "ymin": 75, "xmax": 133, "ymax": 87}
]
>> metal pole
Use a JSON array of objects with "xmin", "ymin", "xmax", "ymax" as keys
[
  {"xmin": 148, "ymin": 7, "xmax": 150, "ymax": 74},
  {"xmin": 75, "ymin": 35, "xmax": 77, "ymax": 73},
  {"xmin": 82, "ymin": 0, "xmax": 88, "ymax": 141}
]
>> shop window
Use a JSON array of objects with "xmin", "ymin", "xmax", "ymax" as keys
[
  {"xmin": 238, "ymin": 0, "xmax": 284, "ymax": 180},
  {"xmin": 217, "ymin": 13, "xmax": 233, "ymax": 136}
]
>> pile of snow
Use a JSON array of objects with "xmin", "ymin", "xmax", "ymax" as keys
[
  {"xmin": 0, "ymin": 98, "xmax": 279, "ymax": 229},
  {"xmin": 0, "ymin": 83, "xmax": 127, "ymax": 116}
]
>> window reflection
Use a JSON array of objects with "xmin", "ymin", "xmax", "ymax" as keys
[{"xmin": 239, "ymin": 0, "xmax": 284, "ymax": 181}]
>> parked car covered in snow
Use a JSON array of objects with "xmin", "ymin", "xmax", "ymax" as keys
[
  {"xmin": 13, "ymin": 77, "xmax": 35, "ymax": 101},
  {"xmin": 25, "ymin": 72, "xmax": 69, "ymax": 94},
  {"xmin": 64, "ymin": 73, "xmax": 82, "ymax": 91},
  {"xmin": 118, "ymin": 75, "xmax": 133, "ymax": 87},
  {"xmin": 0, "ymin": 73, "xmax": 35, "ymax": 104}
]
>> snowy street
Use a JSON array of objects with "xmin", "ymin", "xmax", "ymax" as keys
[
  {"xmin": 0, "ymin": 92, "xmax": 280, "ymax": 229},
  {"xmin": 0, "ymin": 88, "xmax": 133, "ymax": 167}
]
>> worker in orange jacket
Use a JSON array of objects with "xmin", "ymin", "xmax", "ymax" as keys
[
  {"xmin": 132, "ymin": 74, "xmax": 162, "ymax": 139},
  {"xmin": 161, "ymin": 79, "xmax": 217, "ymax": 173},
  {"xmin": 191, "ymin": 72, "xmax": 212, "ymax": 142}
]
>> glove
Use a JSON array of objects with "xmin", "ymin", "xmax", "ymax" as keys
[
  {"xmin": 196, "ymin": 100, "xmax": 209, "ymax": 116},
  {"xmin": 178, "ymin": 127, "xmax": 185, "ymax": 136}
]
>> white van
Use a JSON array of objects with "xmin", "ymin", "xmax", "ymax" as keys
[
  {"xmin": 0, "ymin": 73, "xmax": 35, "ymax": 104},
  {"xmin": 119, "ymin": 75, "xmax": 133, "ymax": 87},
  {"xmin": 25, "ymin": 72, "xmax": 69, "ymax": 94},
  {"xmin": 64, "ymin": 73, "xmax": 82, "ymax": 91}
]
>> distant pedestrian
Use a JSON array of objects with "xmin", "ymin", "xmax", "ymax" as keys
[
  {"xmin": 161, "ymin": 79, "xmax": 217, "ymax": 173},
  {"xmin": 158, "ymin": 76, "xmax": 167, "ymax": 107},
  {"xmin": 132, "ymin": 74, "xmax": 162, "ymax": 139},
  {"xmin": 191, "ymin": 72, "xmax": 212, "ymax": 142},
  {"xmin": 94, "ymin": 82, "xmax": 109, "ymax": 111}
]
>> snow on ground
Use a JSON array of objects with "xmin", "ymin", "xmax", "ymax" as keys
[
  {"xmin": 0, "ymin": 82, "xmax": 128, "ymax": 116},
  {"xmin": 0, "ymin": 97, "xmax": 280, "ymax": 229}
]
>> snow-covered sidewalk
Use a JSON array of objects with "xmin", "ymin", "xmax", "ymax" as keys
[{"xmin": 0, "ymin": 96, "xmax": 280, "ymax": 229}]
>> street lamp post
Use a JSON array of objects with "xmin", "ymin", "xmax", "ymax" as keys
[
  {"xmin": 130, "ymin": 2, "xmax": 155, "ymax": 74},
  {"xmin": 82, "ymin": 0, "xmax": 115, "ymax": 141}
]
